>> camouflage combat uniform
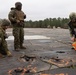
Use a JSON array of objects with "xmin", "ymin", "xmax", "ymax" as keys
[
  {"xmin": 0, "ymin": 19, "xmax": 12, "ymax": 56},
  {"xmin": 0, "ymin": 27, "xmax": 8, "ymax": 55},
  {"xmin": 8, "ymin": 2, "xmax": 26, "ymax": 51},
  {"xmin": 68, "ymin": 12, "xmax": 76, "ymax": 38},
  {"xmin": 68, "ymin": 12, "xmax": 76, "ymax": 50},
  {"xmin": 68, "ymin": 20, "xmax": 76, "ymax": 37}
]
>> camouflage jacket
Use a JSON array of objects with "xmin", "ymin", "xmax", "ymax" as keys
[
  {"xmin": 0, "ymin": 27, "xmax": 7, "ymax": 44},
  {"xmin": 68, "ymin": 21, "xmax": 76, "ymax": 37},
  {"xmin": 8, "ymin": 8, "xmax": 26, "ymax": 27}
]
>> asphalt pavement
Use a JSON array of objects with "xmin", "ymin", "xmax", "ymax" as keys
[{"xmin": 0, "ymin": 28, "xmax": 76, "ymax": 75}]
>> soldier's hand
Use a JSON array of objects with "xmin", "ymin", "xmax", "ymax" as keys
[
  {"xmin": 16, "ymin": 20, "xmax": 20, "ymax": 23},
  {"xmin": 71, "ymin": 37, "xmax": 75, "ymax": 42}
]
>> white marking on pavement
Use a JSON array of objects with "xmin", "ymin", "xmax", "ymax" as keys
[
  {"xmin": 6, "ymin": 35, "xmax": 50, "ymax": 40},
  {"xmin": 6, "ymin": 32, "xmax": 12, "ymax": 34}
]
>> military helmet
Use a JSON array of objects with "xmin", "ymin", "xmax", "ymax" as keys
[
  {"xmin": 1, "ymin": 19, "xmax": 11, "ymax": 26},
  {"xmin": 15, "ymin": 2, "xmax": 22, "ymax": 7},
  {"xmin": 69, "ymin": 12, "xmax": 76, "ymax": 20}
]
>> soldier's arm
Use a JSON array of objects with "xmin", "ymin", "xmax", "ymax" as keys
[
  {"xmin": 24, "ymin": 14, "xmax": 26, "ymax": 19},
  {"xmin": 8, "ymin": 10, "xmax": 16, "ymax": 23},
  {"xmin": 22, "ymin": 11, "xmax": 26, "ymax": 19},
  {"xmin": 0, "ymin": 30, "xmax": 8, "ymax": 51},
  {"xmin": 0, "ymin": 30, "xmax": 4, "ymax": 42},
  {"xmin": 0, "ymin": 30, "xmax": 5, "ymax": 45},
  {"xmin": 68, "ymin": 21, "xmax": 76, "ymax": 37}
]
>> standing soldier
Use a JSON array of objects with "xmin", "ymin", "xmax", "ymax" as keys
[
  {"xmin": 0, "ymin": 19, "xmax": 12, "ymax": 57},
  {"xmin": 8, "ymin": 2, "xmax": 26, "ymax": 51},
  {"xmin": 68, "ymin": 12, "xmax": 76, "ymax": 49}
]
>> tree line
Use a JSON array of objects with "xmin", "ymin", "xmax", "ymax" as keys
[{"xmin": 24, "ymin": 17, "xmax": 69, "ymax": 28}]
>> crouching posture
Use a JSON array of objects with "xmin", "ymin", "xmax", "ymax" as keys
[
  {"xmin": 0, "ymin": 19, "xmax": 12, "ymax": 57},
  {"xmin": 68, "ymin": 12, "xmax": 76, "ymax": 50}
]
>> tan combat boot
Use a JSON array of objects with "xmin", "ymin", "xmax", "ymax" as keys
[
  {"xmin": 15, "ymin": 48, "xmax": 20, "ymax": 51},
  {"xmin": 6, "ymin": 51, "xmax": 12, "ymax": 57},
  {"xmin": 0, "ymin": 53, "xmax": 5, "ymax": 58},
  {"xmin": 20, "ymin": 44, "xmax": 26, "ymax": 49},
  {"xmin": 20, "ymin": 46, "xmax": 26, "ymax": 49}
]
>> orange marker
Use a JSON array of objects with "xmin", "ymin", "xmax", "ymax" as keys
[{"xmin": 72, "ymin": 42, "xmax": 76, "ymax": 50}]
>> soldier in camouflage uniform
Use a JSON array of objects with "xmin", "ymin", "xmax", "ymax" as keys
[
  {"xmin": 0, "ymin": 19, "xmax": 12, "ymax": 57},
  {"xmin": 68, "ymin": 12, "xmax": 76, "ymax": 42},
  {"xmin": 8, "ymin": 2, "xmax": 26, "ymax": 51},
  {"xmin": 68, "ymin": 12, "xmax": 76, "ymax": 49}
]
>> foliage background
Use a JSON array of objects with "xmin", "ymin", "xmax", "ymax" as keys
[{"xmin": 25, "ymin": 17, "xmax": 69, "ymax": 28}]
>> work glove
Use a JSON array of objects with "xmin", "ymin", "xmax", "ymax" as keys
[
  {"xmin": 71, "ymin": 37, "xmax": 75, "ymax": 42},
  {"xmin": 71, "ymin": 35, "xmax": 76, "ymax": 42},
  {"xmin": 16, "ymin": 20, "xmax": 24, "ymax": 27}
]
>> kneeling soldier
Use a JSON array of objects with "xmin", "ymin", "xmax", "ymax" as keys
[{"xmin": 0, "ymin": 19, "xmax": 12, "ymax": 57}]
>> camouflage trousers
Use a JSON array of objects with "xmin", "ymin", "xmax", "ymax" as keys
[
  {"xmin": 69, "ymin": 27, "xmax": 76, "ymax": 37},
  {"xmin": 13, "ymin": 27, "xmax": 24, "ymax": 49},
  {"xmin": 0, "ymin": 39, "xmax": 9, "ymax": 55}
]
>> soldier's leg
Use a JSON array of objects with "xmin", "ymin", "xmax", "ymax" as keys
[
  {"xmin": 13, "ymin": 27, "xmax": 20, "ymax": 50},
  {"xmin": 20, "ymin": 28, "xmax": 26, "ymax": 49},
  {"xmin": 0, "ymin": 45, "xmax": 7, "ymax": 55},
  {"xmin": 0, "ymin": 39, "xmax": 12, "ymax": 57}
]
